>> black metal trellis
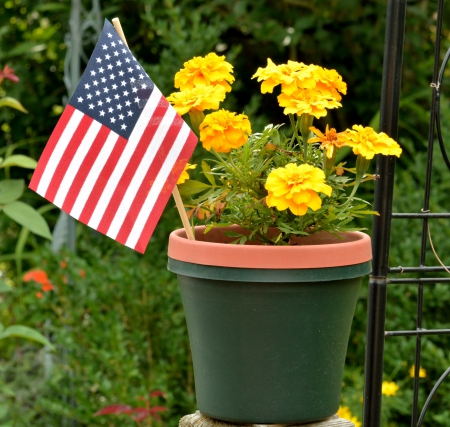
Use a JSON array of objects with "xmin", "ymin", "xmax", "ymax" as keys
[{"xmin": 363, "ymin": 1, "xmax": 450, "ymax": 427}]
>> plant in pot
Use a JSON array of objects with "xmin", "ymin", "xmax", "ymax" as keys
[{"xmin": 166, "ymin": 54, "xmax": 401, "ymax": 425}]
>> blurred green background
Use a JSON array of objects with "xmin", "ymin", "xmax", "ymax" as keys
[{"xmin": 1, "ymin": 0, "xmax": 450, "ymax": 426}]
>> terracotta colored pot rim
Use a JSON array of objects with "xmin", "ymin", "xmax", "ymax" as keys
[{"xmin": 168, "ymin": 225, "xmax": 372, "ymax": 269}]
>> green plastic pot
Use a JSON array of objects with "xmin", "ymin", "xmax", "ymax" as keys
[{"xmin": 168, "ymin": 226, "xmax": 372, "ymax": 424}]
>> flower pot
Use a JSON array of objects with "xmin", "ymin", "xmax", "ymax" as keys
[{"xmin": 167, "ymin": 225, "xmax": 372, "ymax": 425}]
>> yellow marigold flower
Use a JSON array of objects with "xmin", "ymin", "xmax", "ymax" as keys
[
  {"xmin": 341, "ymin": 125, "xmax": 402, "ymax": 160},
  {"xmin": 167, "ymin": 85, "xmax": 226, "ymax": 116},
  {"xmin": 177, "ymin": 163, "xmax": 197, "ymax": 185},
  {"xmin": 277, "ymin": 89, "xmax": 342, "ymax": 119},
  {"xmin": 265, "ymin": 163, "xmax": 332, "ymax": 216},
  {"xmin": 409, "ymin": 365, "xmax": 426, "ymax": 378},
  {"xmin": 252, "ymin": 59, "xmax": 316, "ymax": 94},
  {"xmin": 309, "ymin": 125, "xmax": 347, "ymax": 159},
  {"xmin": 174, "ymin": 53, "xmax": 235, "ymax": 92},
  {"xmin": 199, "ymin": 109, "xmax": 251, "ymax": 153},
  {"xmin": 337, "ymin": 406, "xmax": 361, "ymax": 427},
  {"xmin": 382, "ymin": 381, "xmax": 399, "ymax": 396}
]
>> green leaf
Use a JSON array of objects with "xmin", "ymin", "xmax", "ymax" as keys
[
  {"xmin": 1, "ymin": 155, "xmax": 37, "ymax": 169},
  {"xmin": 3, "ymin": 201, "xmax": 52, "ymax": 240},
  {"xmin": 0, "ymin": 325, "xmax": 54, "ymax": 350},
  {"xmin": 0, "ymin": 179, "xmax": 24, "ymax": 204},
  {"xmin": 201, "ymin": 160, "xmax": 216, "ymax": 185},
  {"xmin": 0, "ymin": 282, "xmax": 13, "ymax": 293},
  {"xmin": 0, "ymin": 97, "xmax": 27, "ymax": 113},
  {"xmin": 178, "ymin": 180, "xmax": 212, "ymax": 196}
]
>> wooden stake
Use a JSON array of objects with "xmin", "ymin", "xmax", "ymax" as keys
[{"xmin": 112, "ymin": 17, "xmax": 195, "ymax": 241}]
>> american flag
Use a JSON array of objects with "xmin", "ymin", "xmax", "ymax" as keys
[{"xmin": 30, "ymin": 19, "xmax": 198, "ymax": 253}]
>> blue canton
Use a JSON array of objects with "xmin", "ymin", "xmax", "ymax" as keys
[{"xmin": 69, "ymin": 19, "xmax": 154, "ymax": 139}]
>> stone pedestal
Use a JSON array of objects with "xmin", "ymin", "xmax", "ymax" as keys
[{"xmin": 179, "ymin": 411, "xmax": 355, "ymax": 427}]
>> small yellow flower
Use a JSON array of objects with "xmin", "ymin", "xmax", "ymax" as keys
[
  {"xmin": 252, "ymin": 60, "xmax": 347, "ymax": 118},
  {"xmin": 265, "ymin": 163, "xmax": 332, "ymax": 216},
  {"xmin": 309, "ymin": 125, "xmax": 347, "ymax": 159},
  {"xmin": 252, "ymin": 59, "xmax": 316, "ymax": 94},
  {"xmin": 341, "ymin": 125, "xmax": 402, "ymax": 160},
  {"xmin": 337, "ymin": 406, "xmax": 361, "ymax": 427},
  {"xmin": 174, "ymin": 53, "xmax": 235, "ymax": 92},
  {"xmin": 199, "ymin": 109, "xmax": 252, "ymax": 153},
  {"xmin": 382, "ymin": 381, "xmax": 399, "ymax": 396},
  {"xmin": 409, "ymin": 365, "xmax": 426, "ymax": 378},
  {"xmin": 277, "ymin": 89, "xmax": 342, "ymax": 119},
  {"xmin": 177, "ymin": 163, "xmax": 197, "ymax": 185},
  {"xmin": 167, "ymin": 85, "xmax": 226, "ymax": 116}
]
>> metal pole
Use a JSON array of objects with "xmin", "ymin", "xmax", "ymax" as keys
[{"xmin": 362, "ymin": 1, "xmax": 407, "ymax": 427}]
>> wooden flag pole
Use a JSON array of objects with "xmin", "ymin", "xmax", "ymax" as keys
[{"xmin": 112, "ymin": 17, "xmax": 195, "ymax": 241}]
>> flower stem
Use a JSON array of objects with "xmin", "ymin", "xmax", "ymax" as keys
[
  {"xmin": 299, "ymin": 113, "xmax": 313, "ymax": 161},
  {"xmin": 288, "ymin": 114, "xmax": 302, "ymax": 150},
  {"xmin": 188, "ymin": 109, "xmax": 205, "ymax": 136},
  {"xmin": 347, "ymin": 155, "xmax": 371, "ymax": 200}
]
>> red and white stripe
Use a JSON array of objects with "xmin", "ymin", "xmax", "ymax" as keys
[{"xmin": 30, "ymin": 87, "xmax": 197, "ymax": 253}]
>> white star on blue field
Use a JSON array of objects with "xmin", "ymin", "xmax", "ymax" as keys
[{"xmin": 70, "ymin": 19, "xmax": 154, "ymax": 139}]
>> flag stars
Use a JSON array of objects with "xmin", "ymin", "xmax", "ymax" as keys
[
  {"xmin": 118, "ymin": 113, "xmax": 124, "ymax": 120},
  {"xmin": 121, "ymin": 48, "xmax": 127, "ymax": 53},
  {"xmin": 121, "ymin": 81, "xmax": 126, "ymax": 87},
  {"xmin": 118, "ymin": 40, "xmax": 123, "ymax": 45},
  {"xmin": 125, "ymin": 100, "xmax": 131, "ymax": 106},
  {"xmin": 134, "ymin": 97, "xmax": 140, "ymax": 103},
  {"xmin": 130, "ymin": 77, "xmax": 136, "ymax": 83},
  {"xmin": 99, "ymin": 110, "xmax": 105, "ymax": 116},
  {"xmin": 78, "ymin": 96, "xmax": 83, "ymax": 103},
  {"xmin": 135, "ymin": 65, "xmax": 140, "ymax": 70},
  {"xmin": 96, "ymin": 57, "xmax": 102, "ymax": 63},
  {"xmin": 106, "ymin": 97, "xmax": 111, "ymax": 103},
  {"xmin": 98, "ymin": 67, "xmax": 104, "ymax": 73},
  {"xmin": 116, "ymin": 103, "xmax": 123, "ymax": 110},
  {"xmin": 110, "ymin": 117, "xmax": 116, "ymax": 123},
  {"xmin": 102, "ymin": 44, "xmax": 108, "ymax": 50},
  {"xmin": 107, "ymin": 32, "xmax": 113, "ymax": 38},
  {"xmin": 97, "ymin": 100, "xmax": 103, "ymax": 106},
  {"xmin": 85, "ymin": 83, "xmax": 91, "ymax": 89},
  {"xmin": 119, "ymin": 70, "xmax": 124, "ymax": 77},
  {"xmin": 110, "ymin": 74, "xmax": 116, "ymax": 80},
  {"xmin": 90, "ymin": 70, "xmax": 96, "ymax": 76},
  {"xmin": 116, "ymin": 60, "xmax": 122, "ymax": 66},
  {"xmin": 112, "ymin": 84, "xmax": 118, "ymax": 90},
  {"xmin": 139, "ymin": 74, "xmax": 144, "ymax": 79},
  {"xmin": 128, "ymin": 67, "xmax": 133, "ymax": 72},
  {"xmin": 107, "ymin": 64, "xmax": 113, "ymax": 70},
  {"xmin": 141, "ymin": 83, "xmax": 148, "ymax": 89},
  {"xmin": 125, "ymin": 58, "xmax": 131, "ymax": 64},
  {"xmin": 93, "ymin": 80, "xmax": 99, "ymax": 86},
  {"xmin": 124, "ymin": 91, "xmax": 129, "ymax": 98},
  {"xmin": 103, "ymin": 87, "xmax": 110, "ymax": 93},
  {"xmin": 127, "ymin": 110, "xmax": 133, "ymax": 116},
  {"xmin": 86, "ymin": 93, "xmax": 93, "ymax": 99},
  {"xmin": 114, "ymin": 51, "xmax": 119, "ymax": 57},
  {"xmin": 114, "ymin": 94, "xmax": 120, "ymax": 100},
  {"xmin": 101, "ymin": 77, "xmax": 107, "ymax": 83},
  {"xmin": 108, "ymin": 107, "xmax": 114, "ymax": 113},
  {"xmin": 111, "ymin": 41, "xmax": 116, "ymax": 47},
  {"xmin": 89, "ymin": 104, "xmax": 94, "ymax": 109},
  {"xmin": 132, "ymin": 87, "xmax": 138, "ymax": 93},
  {"xmin": 95, "ymin": 90, "xmax": 101, "ymax": 96},
  {"xmin": 105, "ymin": 54, "xmax": 111, "ymax": 60},
  {"xmin": 121, "ymin": 124, "xmax": 127, "ymax": 130}
]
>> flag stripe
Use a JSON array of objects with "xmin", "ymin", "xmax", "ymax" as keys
[
  {"xmin": 96, "ymin": 97, "xmax": 172, "ymax": 235},
  {"xmin": 33, "ymin": 107, "xmax": 83, "ymax": 195},
  {"xmin": 131, "ymin": 131, "xmax": 198, "ymax": 253},
  {"xmin": 110, "ymin": 113, "xmax": 184, "ymax": 243},
  {"xmin": 125, "ymin": 122, "xmax": 194, "ymax": 251},
  {"xmin": 53, "ymin": 120, "xmax": 102, "ymax": 208},
  {"xmin": 76, "ymin": 133, "xmax": 126, "ymax": 224},
  {"xmin": 43, "ymin": 113, "xmax": 93, "ymax": 202},
  {"xmin": 87, "ymin": 87, "xmax": 163, "ymax": 230},
  {"xmin": 61, "ymin": 125, "xmax": 111, "ymax": 214},
  {"xmin": 30, "ymin": 106, "xmax": 76, "ymax": 192}
]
